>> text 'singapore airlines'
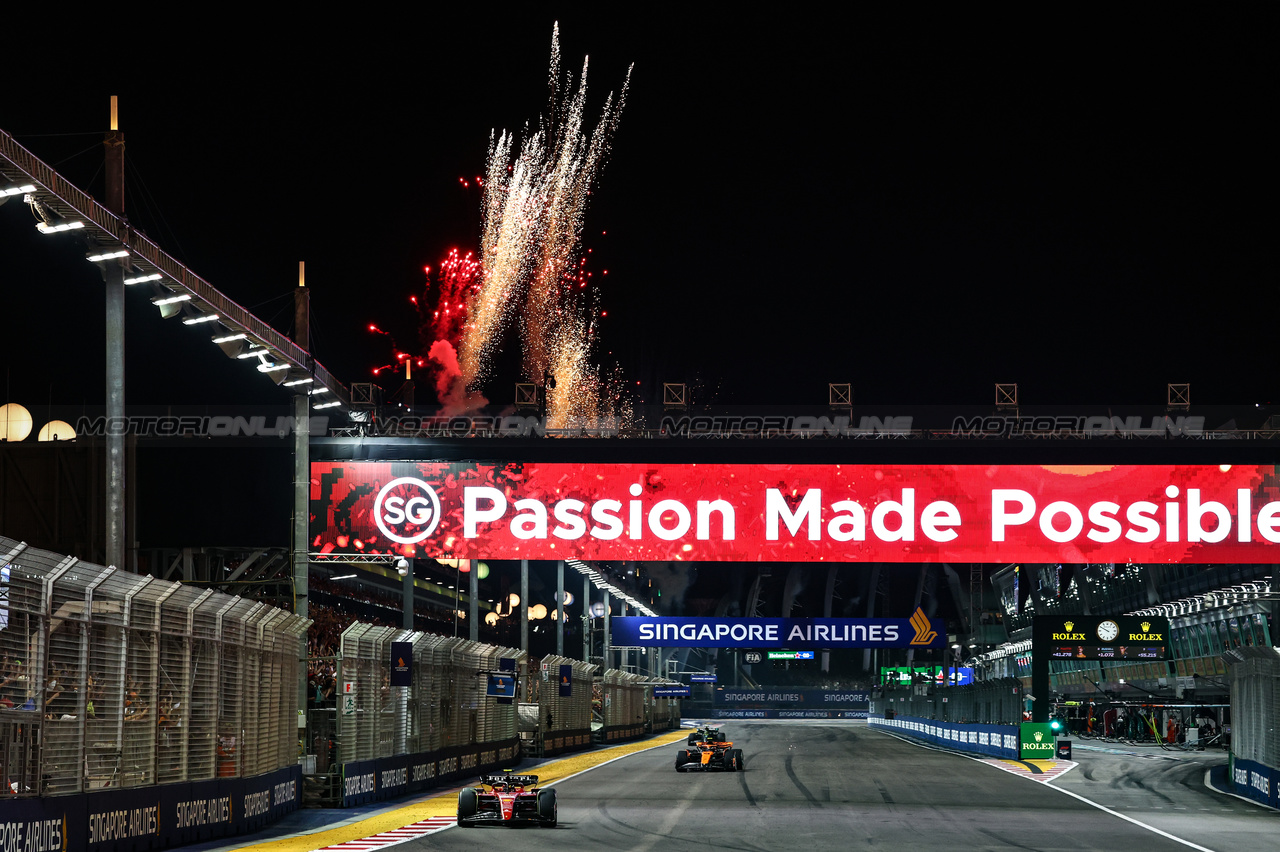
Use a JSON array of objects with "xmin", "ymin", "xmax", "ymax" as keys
[{"xmin": 310, "ymin": 462, "xmax": 1280, "ymax": 563}]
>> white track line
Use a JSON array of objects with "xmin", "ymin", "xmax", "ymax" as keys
[
  {"xmin": 876, "ymin": 727, "xmax": 1217, "ymax": 852},
  {"xmin": 1038, "ymin": 782, "xmax": 1217, "ymax": 852}
]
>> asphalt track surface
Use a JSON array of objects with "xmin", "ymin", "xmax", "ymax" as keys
[{"xmin": 221, "ymin": 721, "xmax": 1277, "ymax": 852}]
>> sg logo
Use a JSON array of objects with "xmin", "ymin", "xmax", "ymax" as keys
[{"xmin": 374, "ymin": 477, "xmax": 442, "ymax": 544}]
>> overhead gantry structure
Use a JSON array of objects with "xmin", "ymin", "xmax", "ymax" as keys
[
  {"xmin": 2, "ymin": 115, "xmax": 350, "ymax": 629},
  {"xmin": 0, "ymin": 127, "xmax": 351, "ymax": 411}
]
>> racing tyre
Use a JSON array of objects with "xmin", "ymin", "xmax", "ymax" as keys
[
  {"xmin": 537, "ymin": 788, "xmax": 558, "ymax": 826},
  {"xmin": 457, "ymin": 788, "xmax": 477, "ymax": 825},
  {"xmin": 676, "ymin": 749, "xmax": 691, "ymax": 772},
  {"xmin": 688, "ymin": 733, "xmax": 704, "ymax": 745},
  {"xmin": 729, "ymin": 749, "xmax": 744, "ymax": 770}
]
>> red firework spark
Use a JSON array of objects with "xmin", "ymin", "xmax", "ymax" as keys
[{"xmin": 427, "ymin": 248, "xmax": 482, "ymax": 346}]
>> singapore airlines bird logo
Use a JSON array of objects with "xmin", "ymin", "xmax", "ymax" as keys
[{"xmin": 909, "ymin": 608, "xmax": 937, "ymax": 645}]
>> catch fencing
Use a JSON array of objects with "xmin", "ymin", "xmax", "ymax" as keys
[
  {"xmin": 1225, "ymin": 646, "xmax": 1280, "ymax": 810},
  {"xmin": 599, "ymin": 669, "xmax": 681, "ymax": 741},
  {"xmin": 520, "ymin": 655, "xmax": 595, "ymax": 756},
  {"xmin": 0, "ymin": 536, "xmax": 307, "ymax": 797},
  {"xmin": 876, "ymin": 677, "xmax": 1026, "ymax": 725},
  {"xmin": 336, "ymin": 624, "xmax": 522, "ymax": 763},
  {"xmin": 332, "ymin": 624, "xmax": 525, "ymax": 806}
]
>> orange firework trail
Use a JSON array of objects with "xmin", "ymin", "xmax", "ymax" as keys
[{"xmin": 458, "ymin": 23, "xmax": 631, "ymax": 427}]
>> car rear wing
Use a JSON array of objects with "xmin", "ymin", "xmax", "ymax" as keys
[{"xmin": 482, "ymin": 774, "xmax": 539, "ymax": 787}]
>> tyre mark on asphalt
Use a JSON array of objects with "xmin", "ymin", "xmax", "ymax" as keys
[
  {"xmin": 785, "ymin": 753, "xmax": 821, "ymax": 806},
  {"xmin": 737, "ymin": 769, "xmax": 758, "ymax": 807},
  {"xmin": 595, "ymin": 796, "xmax": 691, "ymax": 851},
  {"xmin": 1130, "ymin": 776, "xmax": 1176, "ymax": 805},
  {"xmin": 596, "ymin": 800, "xmax": 771, "ymax": 852},
  {"xmin": 874, "ymin": 779, "xmax": 895, "ymax": 807},
  {"xmin": 976, "ymin": 826, "xmax": 1043, "ymax": 850},
  {"xmin": 1108, "ymin": 768, "xmax": 1177, "ymax": 805}
]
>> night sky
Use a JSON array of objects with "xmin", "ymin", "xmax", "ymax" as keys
[
  {"xmin": 3, "ymin": 10, "xmax": 1276, "ymax": 415},
  {"xmin": 0, "ymin": 10, "xmax": 1276, "ymax": 552}
]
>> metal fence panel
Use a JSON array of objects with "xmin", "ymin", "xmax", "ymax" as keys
[
  {"xmin": 0, "ymin": 537, "xmax": 310, "ymax": 797},
  {"xmin": 336, "ymin": 626, "xmax": 523, "ymax": 765},
  {"xmin": 43, "ymin": 559, "xmax": 110, "ymax": 793},
  {"xmin": 1226, "ymin": 647, "xmax": 1280, "ymax": 769},
  {"xmin": 120, "ymin": 575, "xmax": 162, "ymax": 788},
  {"xmin": 531, "ymin": 655, "xmax": 594, "ymax": 738},
  {"xmin": 189, "ymin": 590, "xmax": 223, "ymax": 780}
]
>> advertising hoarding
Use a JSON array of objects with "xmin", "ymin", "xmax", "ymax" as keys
[
  {"xmin": 1032, "ymin": 615, "xmax": 1170, "ymax": 660},
  {"xmin": 879, "ymin": 666, "xmax": 975, "ymax": 686},
  {"xmin": 611, "ymin": 613, "xmax": 944, "ymax": 648},
  {"xmin": 311, "ymin": 462, "xmax": 1280, "ymax": 563}
]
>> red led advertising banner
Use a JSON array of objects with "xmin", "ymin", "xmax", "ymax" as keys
[{"xmin": 309, "ymin": 462, "xmax": 1280, "ymax": 563}]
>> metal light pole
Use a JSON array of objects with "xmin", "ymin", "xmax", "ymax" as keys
[
  {"xmin": 103, "ymin": 96, "xmax": 126, "ymax": 570},
  {"xmin": 294, "ymin": 263, "xmax": 311, "ymax": 716},
  {"xmin": 582, "ymin": 574, "xmax": 590, "ymax": 662},
  {"xmin": 469, "ymin": 560, "xmax": 479, "ymax": 642},
  {"xmin": 294, "ymin": 262, "xmax": 310, "ymax": 620},
  {"xmin": 556, "ymin": 560, "xmax": 565, "ymax": 656},
  {"xmin": 603, "ymin": 591, "xmax": 611, "ymax": 671},
  {"xmin": 400, "ymin": 558, "xmax": 413, "ymax": 630},
  {"xmin": 520, "ymin": 560, "xmax": 529, "ymax": 653}
]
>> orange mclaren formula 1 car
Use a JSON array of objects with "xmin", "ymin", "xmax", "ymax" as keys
[
  {"xmin": 457, "ymin": 774, "xmax": 557, "ymax": 827},
  {"xmin": 675, "ymin": 727, "xmax": 744, "ymax": 772}
]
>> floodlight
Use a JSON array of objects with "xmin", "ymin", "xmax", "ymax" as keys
[
  {"xmin": 36, "ymin": 220, "xmax": 84, "ymax": 234},
  {"xmin": 87, "ymin": 249, "xmax": 129, "ymax": 262},
  {"xmin": 152, "ymin": 294, "xmax": 192, "ymax": 306}
]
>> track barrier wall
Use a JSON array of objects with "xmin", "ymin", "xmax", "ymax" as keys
[
  {"xmin": 869, "ymin": 713, "xmax": 1020, "ymax": 759},
  {"xmin": 0, "ymin": 765, "xmax": 301, "ymax": 852}
]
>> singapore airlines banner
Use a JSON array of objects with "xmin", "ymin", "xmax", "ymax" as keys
[
  {"xmin": 309, "ymin": 461, "xmax": 1280, "ymax": 563},
  {"xmin": 610, "ymin": 611, "xmax": 944, "ymax": 648}
]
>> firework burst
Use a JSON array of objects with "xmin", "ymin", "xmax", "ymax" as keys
[
  {"xmin": 428, "ymin": 248, "xmax": 482, "ymax": 345},
  {"xmin": 457, "ymin": 23, "xmax": 631, "ymax": 427}
]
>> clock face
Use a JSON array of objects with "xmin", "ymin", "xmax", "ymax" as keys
[{"xmin": 1097, "ymin": 620, "xmax": 1120, "ymax": 642}]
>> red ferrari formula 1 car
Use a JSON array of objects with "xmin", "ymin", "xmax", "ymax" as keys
[
  {"xmin": 457, "ymin": 774, "xmax": 557, "ymax": 827},
  {"xmin": 675, "ymin": 728, "xmax": 744, "ymax": 772}
]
